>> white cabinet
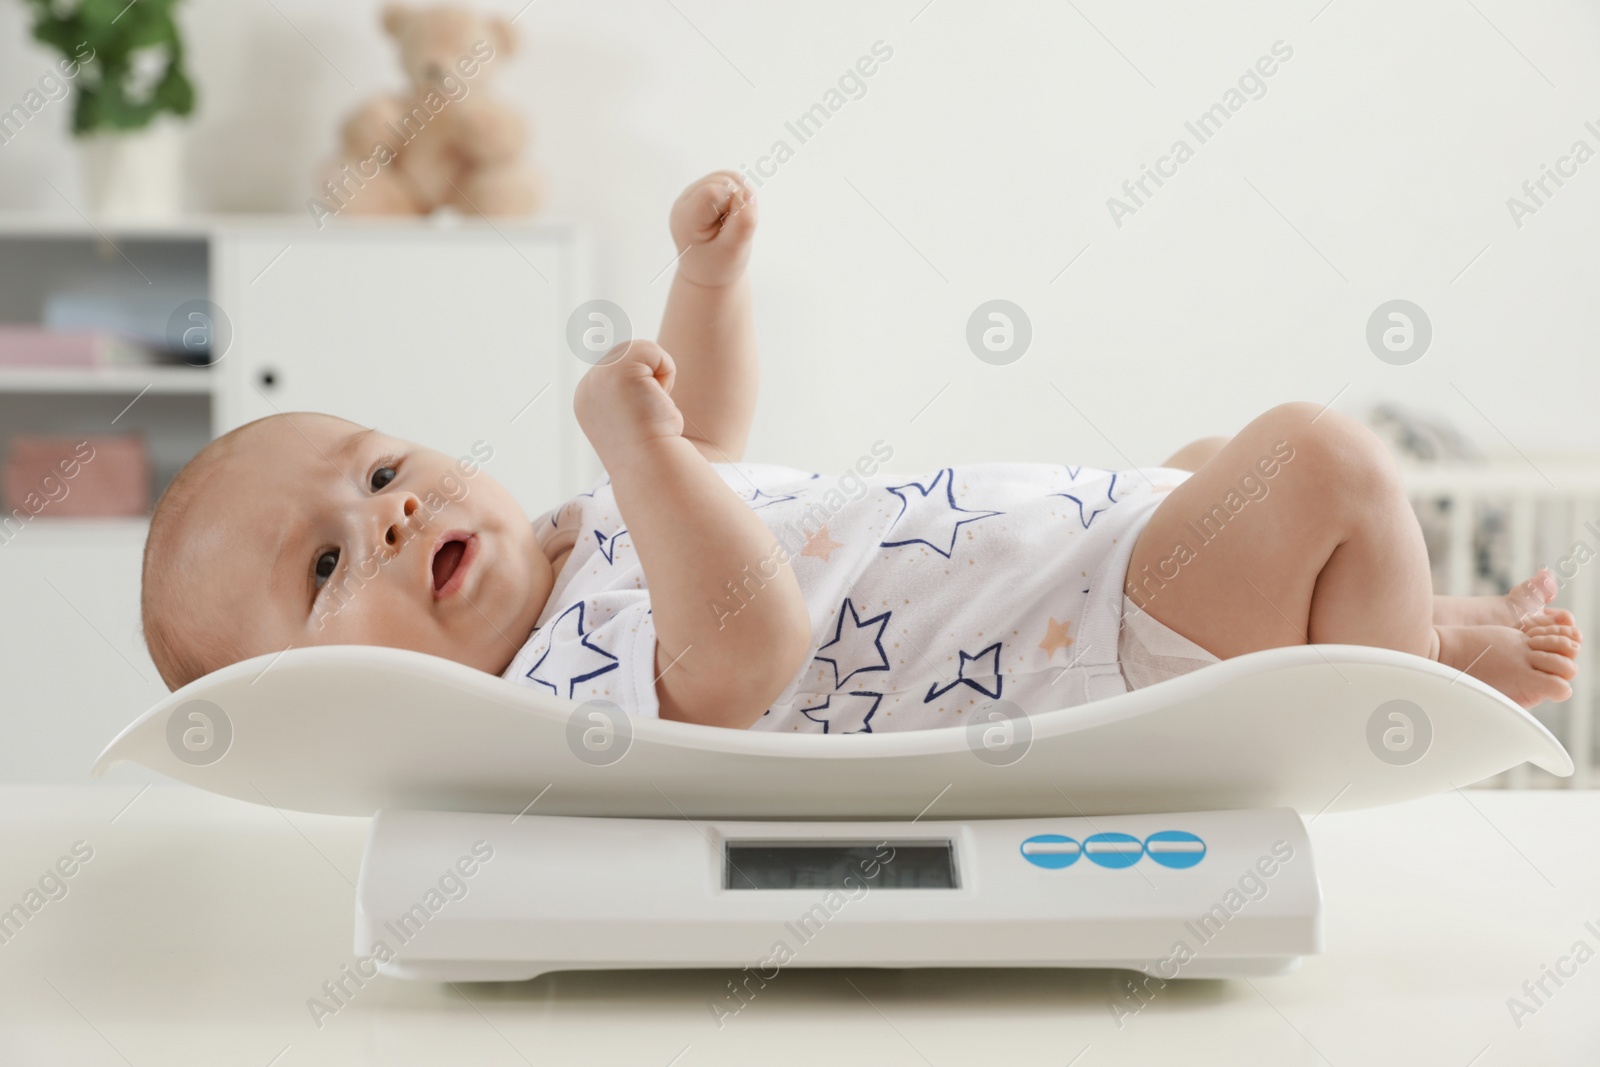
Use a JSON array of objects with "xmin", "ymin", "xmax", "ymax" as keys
[{"xmin": 214, "ymin": 222, "xmax": 592, "ymax": 513}]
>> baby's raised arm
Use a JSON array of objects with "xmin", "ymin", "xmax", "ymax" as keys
[
  {"xmin": 573, "ymin": 340, "xmax": 812, "ymax": 729},
  {"xmin": 656, "ymin": 171, "xmax": 759, "ymax": 462}
]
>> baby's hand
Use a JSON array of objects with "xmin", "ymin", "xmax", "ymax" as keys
[
  {"xmin": 668, "ymin": 170, "xmax": 758, "ymax": 288},
  {"xmin": 573, "ymin": 340, "xmax": 684, "ymax": 469}
]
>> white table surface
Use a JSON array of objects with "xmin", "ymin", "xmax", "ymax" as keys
[{"xmin": 0, "ymin": 785, "xmax": 1596, "ymax": 1066}]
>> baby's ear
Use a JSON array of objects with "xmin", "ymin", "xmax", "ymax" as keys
[
  {"xmin": 381, "ymin": 3, "xmax": 411, "ymax": 38},
  {"xmin": 487, "ymin": 14, "xmax": 516, "ymax": 58}
]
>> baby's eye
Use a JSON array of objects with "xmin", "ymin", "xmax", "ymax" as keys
[
  {"xmin": 370, "ymin": 466, "xmax": 397, "ymax": 491},
  {"xmin": 313, "ymin": 549, "xmax": 340, "ymax": 590}
]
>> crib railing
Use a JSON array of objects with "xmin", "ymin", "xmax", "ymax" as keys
[{"xmin": 1400, "ymin": 463, "xmax": 1600, "ymax": 789}]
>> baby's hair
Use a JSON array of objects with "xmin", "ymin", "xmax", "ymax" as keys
[{"xmin": 141, "ymin": 412, "xmax": 349, "ymax": 691}]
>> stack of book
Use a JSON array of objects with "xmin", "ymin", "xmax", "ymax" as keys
[{"xmin": 0, "ymin": 326, "xmax": 168, "ymax": 368}]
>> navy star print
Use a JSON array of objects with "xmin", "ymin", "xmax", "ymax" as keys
[
  {"xmin": 1053, "ymin": 472, "xmax": 1120, "ymax": 529},
  {"xmin": 593, "ymin": 526, "xmax": 630, "ymax": 564},
  {"xmin": 553, "ymin": 478, "xmax": 611, "ymax": 525},
  {"xmin": 813, "ymin": 597, "xmax": 891, "ymax": 689},
  {"xmin": 738, "ymin": 486, "xmax": 798, "ymax": 510},
  {"xmin": 880, "ymin": 468, "xmax": 1004, "ymax": 558},
  {"xmin": 523, "ymin": 601, "xmax": 619, "ymax": 698},
  {"xmin": 799, "ymin": 691, "xmax": 882, "ymax": 733},
  {"xmin": 924, "ymin": 641, "xmax": 1004, "ymax": 702}
]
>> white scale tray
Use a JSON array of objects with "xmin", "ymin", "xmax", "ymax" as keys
[{"xmin": 93, "ymin": 643, "xmax": 1573, "ymax": 819}]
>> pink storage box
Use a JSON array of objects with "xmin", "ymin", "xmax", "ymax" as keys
[
  {"xmin": 0, "ymin": 327, "xmax": 155, "ymax": 367},
  {"xmin": 2, "ymin": 434, "xmax": 150, "ymax": 517}
]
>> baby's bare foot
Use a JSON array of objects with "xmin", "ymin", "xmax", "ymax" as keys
[
  {"xmin": 1434, "ymin": 622, "xmax": 1580, "ymax": 709},
  {"xmin": 1432, "ymin": 569, "xmax": 1581, "ymax": 635}
]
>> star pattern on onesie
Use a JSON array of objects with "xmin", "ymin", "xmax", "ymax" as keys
[
  {"xmin": 813, "ymin": 597, "xmax": 891, "ymax": 689},
  {"xmin": 592, "ymin": 526, "xmax": 630, "ymax": 565},
  {"xmin": 522, "ymin": 601, "xmax": 618, "ymax": 698},
  {"xmin": 1038, "ymin": 617, "xmax": 1074, "ymax": 658},
  {"xmin": 924, "ymin": 641, "xmax": 1003, "ymax": 702},
  {"xmin": 738, "ymin": 486, "xmax": 798, "ymax": 510},
  {"xmin": 1052, "ymin": 472, "xmax": 1121, "ymax": 529},
  {"xmin": 552, "ymin": 478, "xmax": 611, "ymax": 525},
  {"xmin": 799, "ymin": 691, "xmax": 882, "ymax": 733},
  {"xmin": 880, "ymin": 468, "xmax": 1004, "ymax": 558},
  {"xmin": 801, "ymin": 525, "xmax": 844, "ymax": 562}
]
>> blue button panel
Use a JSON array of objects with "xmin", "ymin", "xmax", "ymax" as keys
[
  {"xmin": 1144, "ymin": 830, "xmax": 1207, "ymax": 869},
  {"xmin": 1083, "ymin": 832, "xmax": 1144, "ymax": 868},
  {"xmin": 1020, "ymin": 831, "xmax": 1207, "ymax": 870},
  {"xmin": 1018, "ymin": 833, "xmax": 1081, "ymax": 868}
]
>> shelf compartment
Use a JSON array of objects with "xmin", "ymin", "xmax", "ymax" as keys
[{"xmin": 0, "ymin": 365, "xmax": 212, "ymax": 396}]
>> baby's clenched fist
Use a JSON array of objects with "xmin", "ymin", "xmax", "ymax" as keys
[
  {"xmin": 573, "ymin": 340, "xmax": 685, "ymax": 468},
  {"xmin": 668, "ymin": 170, "xmax": 758, "ymax": 288}
]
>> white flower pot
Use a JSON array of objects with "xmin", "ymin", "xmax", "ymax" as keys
[{"xmin": 76, "ymin": 120, "xmax": 184, "ymax": 220}]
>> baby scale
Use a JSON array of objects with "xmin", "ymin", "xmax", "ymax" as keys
[{"xmin": 94, "ymin": 643, "xmax": 1571, "ymax": 981}]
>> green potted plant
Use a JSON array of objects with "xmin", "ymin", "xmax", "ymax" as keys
[{"xmin": 22, "ymin": 0, "xmax": 197, "ymax": 218}]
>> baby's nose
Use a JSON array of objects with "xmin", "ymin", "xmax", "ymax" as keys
[{"xmin": 382, "ymin": 494, "xmax": 423, "ymax": 552}]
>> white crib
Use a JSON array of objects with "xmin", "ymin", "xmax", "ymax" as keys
[{"xmin": 1401, "ymin": 463, "xmax": 1600, "ymax": 788}]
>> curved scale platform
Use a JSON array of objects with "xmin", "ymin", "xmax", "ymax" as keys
[{"xmin": 92, "ymin": 643, "xmax": 1572, "ymax": 819}]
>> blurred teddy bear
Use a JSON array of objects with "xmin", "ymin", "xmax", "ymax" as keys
[{"xmin": 313, "ymin": 3, "xmax": 541, "ymax": 220}]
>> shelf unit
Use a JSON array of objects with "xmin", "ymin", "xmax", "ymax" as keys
[
  {"xmin": 0, "ymin": 213, "xmax": 591, "ymax": 783},
  {"xmin": 0, "ymin": 216, "xmax": 215, "ymax": 517}
]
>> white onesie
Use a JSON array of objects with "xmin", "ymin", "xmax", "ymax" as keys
[{"xmin": 501, "ymin": 454, "xmax": 1190, "ymax": 732}]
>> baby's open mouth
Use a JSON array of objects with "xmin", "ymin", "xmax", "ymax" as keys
[{"xmin": 430, "ymin": 533, "xmax": 477, "ymax": 599}]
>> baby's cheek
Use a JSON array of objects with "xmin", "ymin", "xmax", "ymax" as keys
[{"xmin": 308, "ymin": 594, "xmax": 389, "ymax": 645}]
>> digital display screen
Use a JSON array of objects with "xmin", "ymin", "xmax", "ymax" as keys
[{"xmin": 724, "ymin": 841, "xmax": 957, "ymax": 890}]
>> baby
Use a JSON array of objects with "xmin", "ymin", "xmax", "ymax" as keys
[{"xmin": 140, "ymin": 172, "xmax": 1583, "ymax": 731}]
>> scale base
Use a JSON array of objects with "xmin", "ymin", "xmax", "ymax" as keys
[
  {"xmin": 376, "ymin": 955, "xmax": 1305, "ymax": 983},
  {"xmin": 356, "ymin": 808, "xmax": 1321, "ymax": 982}
]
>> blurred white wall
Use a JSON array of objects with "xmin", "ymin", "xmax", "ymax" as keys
[{"xmin": 1, "ymin": 0, "xmax": 1597, "ymax": 475}]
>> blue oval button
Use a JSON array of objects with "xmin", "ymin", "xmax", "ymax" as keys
[
  {"xmin": 1020, "ymin": 834, "xmax": 1081, "ymax": 869},
  {"xmin": 1084, "ymin": 832, "xmax": 1144, "ymax": 868},
  {"xmin": 1144, "ymin": 830, "xmax": 1206, "ymax": 869}
]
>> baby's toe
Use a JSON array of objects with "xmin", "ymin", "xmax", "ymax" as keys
[
  {"xmin": 1529, "ymin": 647, "xmax": 1580, "ymax": 681},
  {"xmin": 1541, "ymin": 607, "xmax": 1579, "ymax": 631},
  {"xmin": 1527, "ymin": 632, "xmax": 1582, "ymax": 661},
  {"xmin": 1521, "ymin": 610, "xmax": 1581, "ymax": 639},
  {"xmin": 1533, "ymin": 670, "xmax": 1575, "ymax": 704},
  {"xmin": 1524, "ymin": 621, "xmax": 1581, "ymax": 638}
]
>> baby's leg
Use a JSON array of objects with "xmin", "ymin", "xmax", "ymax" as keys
[
  {"xmin": 1160, "ymin": 435, "xmax": 1232, "ymax": 473},
  {"xmin": 1128, "ymin": 402, "xmax": 1435, "ymax": 657},
  {"xmin": 1161, "ymin": 433, "xmax": 1580, "ymax": 634},
  {"xmin": 1124, "ymin": 402, "xmax": 1580, "ymax": 707}
]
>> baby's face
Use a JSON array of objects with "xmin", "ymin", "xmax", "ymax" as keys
[{"xmin": 175, "ymin": 414, "xmax": 553, "ymax": 675}]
